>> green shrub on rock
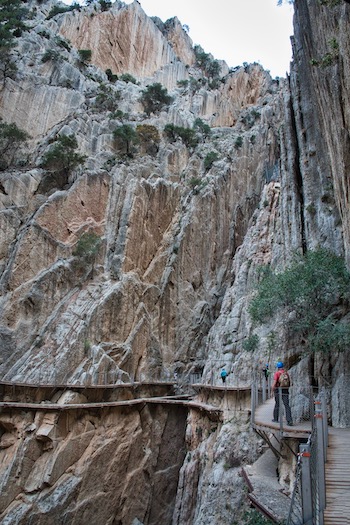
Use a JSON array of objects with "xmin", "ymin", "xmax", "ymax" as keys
[
  {"xmin": 40, "ymin": 134, "xmax": 86, "ymax": 176},
  {"xmin": 140, "ymin": 83, "xmax": 172, "ymax": 115},
  {"xmin": 113, "ymin": 124, "xmax": 139, "ymax": 157},
  {"xmin": 249, "ymin": 249, "xmax": 350, "ymax": 354},
  {"xmin": 0, "ymin": 119, "xmax": 30, "ymax": 170}
]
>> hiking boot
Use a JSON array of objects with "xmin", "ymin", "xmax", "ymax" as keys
[
  {"xmin": 271, "ymin": 419, "xmax": 278, "ymax": 422},
  {"xmin": 287, "ymin": 422, "xmax": 293, "ymax": 426}
]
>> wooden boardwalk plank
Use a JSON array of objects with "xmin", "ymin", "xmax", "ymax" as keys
[
  {"xmin": 324, "ymin": 427, "xmax": 350, "ymax": 525},
  {"xmin": 253, "ymin": 397, "xmax": 311, "ymax": 437}
]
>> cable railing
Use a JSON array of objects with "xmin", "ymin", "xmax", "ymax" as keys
[
  {"xmin": 250, "ymin": 380, "xmax": 328, "ymax": 524},
  {"xmin": 251, "ymin": 379, "xmax": 318, "ymax": 434},
  {"xmin": 287, "ymin": 389, "xmax": 328, "ymax": 525}
]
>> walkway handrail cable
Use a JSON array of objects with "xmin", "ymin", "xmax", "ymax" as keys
[{"xmin": 286, "ymin": 388, "xmax": 328, "ymax": 525}]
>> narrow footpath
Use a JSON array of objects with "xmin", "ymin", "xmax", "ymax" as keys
[{"xmin": 324, "ymin": 427, "xmax": 350, "ymax": 525}]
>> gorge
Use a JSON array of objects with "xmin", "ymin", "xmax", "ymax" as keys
[{"xmin": 0, "ymin": 0, "xmax": 349, "ymax": 524}]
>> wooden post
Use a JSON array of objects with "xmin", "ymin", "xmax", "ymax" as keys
[
  {"xmin": 315, "ymin": 406, "xmax": 326, "ymax": 524},
  {"xmin": 300, "ymin": 443, "xmax": 313, "ymax": 525}
]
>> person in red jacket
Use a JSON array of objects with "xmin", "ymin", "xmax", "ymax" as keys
[{"xmin": 271, "ymin": 361, "xmax": 293, "ymax": 426}]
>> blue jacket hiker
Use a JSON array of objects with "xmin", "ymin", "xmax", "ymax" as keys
[{"xmin": 220, "ymin": 368, "xmax": 228, "ymax": 384}]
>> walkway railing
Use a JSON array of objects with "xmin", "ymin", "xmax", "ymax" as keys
[
  {"xmin": 287, "ymin": 389, "xmax": 328, "ymax": 525},
  {"xmin": 251, "ymin": 382, "xmax": 328, "ymax": 524},
  {"xmin": 251, "ymin": 380, "xmax": 316, "ymax": 434}
]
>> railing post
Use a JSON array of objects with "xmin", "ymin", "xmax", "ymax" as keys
[
  {"xmin": 279, "ymin": 387, "xmax": 283, "ymax": 433},
  {"xmin": 321, "ymin": 388, "xmax": 328, "ymax": 452},
  {"xmin": 315, "ymin": 405, "xmax": 326, "ymax": 524},
  {"xmin": 310, "ymin": 387, "xmax": 315, "ymax": 426},
  {"xmin": 262, "ymin": 376, "xmax": 266, "ymax": 403},
  {"xmin": 300, "ymin": 443, "xmax": 313, "ymax": 525},
  {"xmin": 251, "ymin": 384, "xmax": 256, "ymax": 425}
]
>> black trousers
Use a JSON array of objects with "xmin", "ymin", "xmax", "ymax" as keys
[{"xmin": 274, "ymin": 388, "xmax": 292, "ymax": 424}]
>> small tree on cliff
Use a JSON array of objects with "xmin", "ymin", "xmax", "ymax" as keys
[
  {"xmin": 0, "ymin": 119, "xmax": 30, "ymax": 170},
  {"xmin": 136, "ymin": 124, "xmax": 160, "ymax": 156},
  {"xmin": 163, "ymin": 124, "xmax": 198, "ymax": 149},
  {"xmin": 140, "ymin": 83, "xmax": 173, "ymax": 115},
  {"xmin": 73, "ymin": 231, "xmax": 102, "ymax": 279},
  {"xmin": 73, "ymin": 231, "xmax": 102, "ymax": 261},
  {"xmin": 113, "ymin": 124, "xmax": 139, "ymax": 157},
  {"xmin": 0, "ymin": 0, "xmax": 28, "ymax": 86},
  {"xmin": 40, "ymin": 134, "xmax": 86, "ymax": 176},
  {"xmin": 0, "ymin": 0, "xmax": 28, "ymax": 38}
]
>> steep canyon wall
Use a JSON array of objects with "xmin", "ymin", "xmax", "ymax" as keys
[{"xmin": 0, "ymin": 0, "xmax": 349, "ymax": 524}]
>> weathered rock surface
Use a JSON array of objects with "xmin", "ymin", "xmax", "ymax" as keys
[
  {"xmin": 59, "ymin": 1, "xmax": 195, "ymax": 87},
  {"xmin": 0, "ymin": 401, "xmax": 187, "ymax": 525},
  {"xmin": 0, "ymin": 0, "xmax": 349, "ymax": 523}
]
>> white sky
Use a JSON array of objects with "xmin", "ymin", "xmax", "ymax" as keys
[{"xmin": 62, "ymin": 0, "xmax": 294, "ymax": 78}]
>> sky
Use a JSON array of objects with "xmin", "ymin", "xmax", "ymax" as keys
[{"xmin": 62, "ymin": 0, "xmax": 294, "ymax": 78}]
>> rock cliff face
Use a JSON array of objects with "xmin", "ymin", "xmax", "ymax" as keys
[
  {"xmin": 0, "ymin": 0, "xmax": 349, "ymax": 523},
  {"xmin": 0, "ymin": 387, "xmax": 188, "ymax": 525},
  {"xmin": 58, "ymin": 1, "xmax": 195, "ymax": 88}
]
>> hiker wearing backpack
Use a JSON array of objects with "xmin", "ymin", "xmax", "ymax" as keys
[
  {"xmin": 271, "ymin": 361, "xmax": 293, "ymax": 426},
  {"xmin": 220, "ymin": 368, "xmax": 228, "ymax": 384}
]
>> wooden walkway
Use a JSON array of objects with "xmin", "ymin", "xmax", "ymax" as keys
[
  {"xmin": 253, "ymin": 397, "xmax": 311, "ymax": 438},
  {"xmin": 324, "ymin": 427, "xmax": 350, "ymax": 525},
  {"xmin": 0, "ymin": 395, "xmax": 223, "ymax": 421}
]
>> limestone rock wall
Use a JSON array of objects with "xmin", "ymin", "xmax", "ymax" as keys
[
  {"xmin": 0, "ymin": 0, "xmax": 283, "ymax": 384},
  {"xmin": 58, "ymin": 1, "xmax": 195, "ymax": 89},
  {"xmin": 0, "ymin": 0, "xmax": 350, "ymax": 523},
  {"xmin": 0, "ymin": 2, "xmax": 284, "ymax": 522},
  {"xmin": 0, "ymin": 400, "xmax": 187, "ymax": 525},
  {"xmin": 287, "ymin": 0, "xmax": 350, "ymax": 263}
]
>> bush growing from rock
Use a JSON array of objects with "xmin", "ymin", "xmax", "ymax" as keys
[
  {"xmin": 0, "ymin": 119, "xmax": 30, "ymax": 170},
  {"xmin": 119, "ymin": 73, "xmax": 137, "ymax": 84},
  {"xmin": 140, "ymin": 83, "xmax": 173, "ymax": 115},
  {"xmin": 249, "ymin": 249, "xmax": 350, "ymax": 354},
  {"xmin": 113, "ymin": 124, "xmax": 139, "ymax": 157},
  {"xmin": 0, "ymin": 0, "xmax": 28, "ymax": 85},
  {"xmin": 234, "ymin": 136, "xmax": 243, "ymax": 149},
  {"xmin": 55, "ymin": 36, "xmax": 71, "ymax": 51},
  {"xmin": 203, "ymin": 151, "xmax": 219, "ymax": 171},
  {"xmin": 193, "ymin": 118, "xmax": 211, "ymax": 138},
  {"xmin": 177, "ymin": 79, "xmax": 189, "ymax": 88},
  {"xmin": 98, "ymin": 0, "xmax": 112, "ymax": 11},
  {"xmin": 78, "ymin": 49, "xmax": 92, "ymax": 64},
  {"xmin": 40, "ymin": 134, "xmax": 86, "ymax": 176},
  {"xmin": 0, "ymin": 0, "xmax": 28, "ymax": 37},
  {"xmin": 242, "ymin": 334, "xmax": 260, "ymax": 352},
  {"xmin": 164, "ymin": 124, "xmax": 198, "ymax": 148},
  {"xmin": 194, "ymin": 44, "xmax": 221, "ymax": 83},
  {"xmin": 105, "ymin": 68, "xmax": 118, "ymax": 82},
  {"xmin": 73, "ymin": 231, "xmax": 102, "ymax": 278},
  {"xmin": 73, "ymin": 232, "xmax": 102, "ymax": 261},
  {"xmin": 136, "ymin": 124, "xmax": 160, "ymax": 156},
  {"xmin": 42, "ymin": 49, "xmax": 62, "ymax": 63},
  {"xmin": 47, "ymin": 3, "xmax": 80, "ymax": 19},
  {"xmin": 94, "ymin": 83, "xmax": 121, "ymax": 112}
]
